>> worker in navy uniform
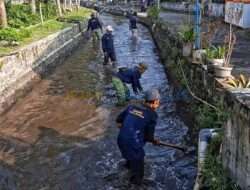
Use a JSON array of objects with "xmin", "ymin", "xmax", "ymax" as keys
[
  {"xmin": 112, "ymin": 63, "xmax": 148, "ymax": 105},
  {"xmin": 87, "ymin": 13, "xmax": 103, "ymax": 41},
  {"xmin": 140, "ymin": 0, "xmax": 147, "ymax": 12},
  {"xmin": 116, "ymin": 89, "xmax": 161, "ymax": 185},
  {"xmin": 129, "ymin": 12, "xmax": 138, "ymax": 38},
  {"xmin": 101, "ymin": 25, "xmax": 116, "ymax": 66}
]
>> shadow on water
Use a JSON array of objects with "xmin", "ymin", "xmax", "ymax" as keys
[{"xmin": 0, "ymin": 14, "xmax": 196, "ymax": 190}]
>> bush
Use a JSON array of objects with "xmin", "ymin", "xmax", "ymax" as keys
[
  {"xmin": 193, "ymin": 103, "xmax": 228, "ymax": 129},
  {"xmin": 41, "ymin": 3, "xmax": 57, "ymax": 20},
  {"xmin": 178, "ymin": 26, "xmax": 194, "ymax": 43},
  {"xmin": 6, "ymin": 3, "xmax": 57, "ymax": 28},
  {"xmin": 203, "ymin": 135, "xmax": 241, "ymax": 190},
  {"xmin": 147, "ymin": 5, "xmax": 160, "ymax": 21},
  {"xmin": 0, "ymin": 28, "xmax": 31, "ymax": 42},
  {"xmin": 6, "ymin": 4, "xmax": 40, "ymax": 28}
]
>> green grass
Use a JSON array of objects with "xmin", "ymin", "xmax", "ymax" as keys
[
  {"xmin": 24, "ymin": 20, "xmax": 70, "ymax": 43},
  {"xmin": 0, "ymin": 20, "xmax": 70, "ymax": 56},
  {"xmin": 63, "ymin": 7, "xmax": 92, "ymax": 21},
  {"xmin": 0, "ymin": 8, "xmax": 92, "ymax": 56}
]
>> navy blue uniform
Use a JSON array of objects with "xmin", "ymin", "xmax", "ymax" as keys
[
  {"xmin": 101, "ymin": 33, "xmax": 116, "ymax": 64},
  {"xmin": 116, "ymin": 67, "xmax": 143, "ymax": 94},
  {"xmin": 87, "ymin": 17, "xmax": 102, "ymax": 31},
  {"xmin": 116, "ymin": 104, "xmax": 158, "ymax": 183},
  {"xmin": 129, "ymin": 15, "xmax": 137, "ymax": 30}
]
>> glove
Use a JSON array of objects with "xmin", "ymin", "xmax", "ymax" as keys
[{"xmin": 152, "ymin": 139, "xmax": 161, "ymax": 145}]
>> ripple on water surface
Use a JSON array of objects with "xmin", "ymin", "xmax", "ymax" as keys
[{"xmin": 0, "ymin": 14, "xmax": 196, "ymax": 190}]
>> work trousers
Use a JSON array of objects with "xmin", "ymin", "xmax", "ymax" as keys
[
  {"xmin": 112, "ymin": 77, "xmax": 130, "ymax": 105},
  {"xmin": 104, "ymin": 51, "xmax": 116, "ymax": 65},
  {"xmin": 128, "ymin": 159, "xmax": 144, "ymax": 185},
  {"xmin": 91, "ymin": 29, "xmax": 101, "ymax": 41}
]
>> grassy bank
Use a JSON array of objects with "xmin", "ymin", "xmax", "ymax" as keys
[{"xmin": 0, "ymin": 7, "xmax": 92, "ymax": 56}]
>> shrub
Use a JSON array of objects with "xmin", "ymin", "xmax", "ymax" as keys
[
  {"xmin": 178, "ymin": 26, "xmax": 195, "ymax": 43},
  {"xmin": 0, "ymin": 28, "xmax": 31, "ymax": 42},
  {"xmin": 203, "ymin": 135, "xmax": 241, "ymax": 190},
  {"xmin": 147, "ymin": 5, "xmax": 160, "ymax": 21},
  {"xmin": 6, "ymin": 3, "xmax": 57, "ymax": 28},
  {"xmin": 6, "ymin": 4, "xmax": 40, "ymax": 28}
]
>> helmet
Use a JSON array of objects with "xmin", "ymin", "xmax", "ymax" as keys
[
  {"xmin": 106, "ymin": 25, "xmax": 113, "ymax": 32},
  {"xmin": 145, "ymin": 89, "xmax": 160, "ymax": 101}
]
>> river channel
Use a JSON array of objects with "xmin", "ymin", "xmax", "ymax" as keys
[{"xmin": 0, "ymin": 14, "xmax": 196, "ymax": 190}]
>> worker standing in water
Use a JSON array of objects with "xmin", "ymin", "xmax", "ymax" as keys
[
  {"xmin": 112, "ymin": 63, "xmax": 148, "ymax": 106},
  {"xmin": 116, "ymin": 89, "xmax": 161, "ymax": 185},
  {"xmin": 87, "ymin": 13, "xmax": 103, "ymax": 41},
  {"xmin": 101, "ymin": 25, "xmax": 116, "ymax": 66},
  {"xmin": 129, "ymin": 11, "xmax": 138, "ymax": 39}
]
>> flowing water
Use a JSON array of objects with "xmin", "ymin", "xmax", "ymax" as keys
[{"xmin": 0, "ymin": 14, "xmax": 196, "ymax": 190}]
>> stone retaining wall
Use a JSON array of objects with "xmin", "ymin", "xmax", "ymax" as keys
[
  {"xmin": 150, "ymin": 20, "xmax": 250, "ymax": 190},
  {"xmin": 0, "ymin": 21, "xmax": 87, "ymax": 115}
]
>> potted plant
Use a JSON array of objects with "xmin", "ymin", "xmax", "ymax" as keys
[
  {"xmin": 205, "ymin": 45, "xmax": 226, "ymax": 65},
  {"xmin": 178, "ymin": 27, "xmax": 194, "ymax": 57},
  {"xmin": 205, "ymin": 45, "xmax": 226, "ymax": 73},
  {"xmin": 213, "ymin": 24, "xmax": 236, "ymax": 78}
]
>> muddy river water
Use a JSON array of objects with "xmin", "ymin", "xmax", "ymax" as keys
[{"xmin": 0, "ymin": 14, "xmax": 196, "ymax": 190}]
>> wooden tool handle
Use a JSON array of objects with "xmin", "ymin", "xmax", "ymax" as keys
[{"xmin": 158, "ymin": 142, "xmax": 186, "ymax": 152}]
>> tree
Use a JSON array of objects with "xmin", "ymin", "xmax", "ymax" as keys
[
  {"xmin": 39, "ymin": 1, "xmax": 44, "ymax": 24},
  {"xmin": 31, "ymin": 0, "xmax": 36, "ymax": 14},
  {"xmin": 0, "ymin": 0, "xmax": 7, "ymax": 28},
  {"xmin": 56, "ymin": 0, "xmax": 62, "ymax": 16}
]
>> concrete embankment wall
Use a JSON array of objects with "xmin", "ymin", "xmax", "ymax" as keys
[
  {"xmin": 0, "ymin": 21, "xmax": 87, "ymax": 115},
  {"xmin": 148, "ymin": 20, "xmax": 250, "ymax": 190}
]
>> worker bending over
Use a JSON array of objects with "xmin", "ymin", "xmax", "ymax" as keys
[{"xmin": 112, "ymin": 63, "xmax": 148, "ymax": 106}]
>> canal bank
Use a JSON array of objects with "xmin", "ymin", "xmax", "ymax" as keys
[{"xmin": 0, "ymin": 13, "xmax": 196, "ymax": 189}]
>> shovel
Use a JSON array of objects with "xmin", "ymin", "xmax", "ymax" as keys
[{"xmin": 157, "ymin": 141, "xmax": 187, "ymax": 152}]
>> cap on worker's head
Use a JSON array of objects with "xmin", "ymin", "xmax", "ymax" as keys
[
  {"xmin": 138, "ymin": 63, "xmax": 148, "ymax": 72},
  {"xmin": 91, "ymin": 12, "xmax": 95, "ymax": 17},
  {"xmin": 145, "ymin": 89, "xmax": 160, "ymax": 101},
  {"xmin": 106, "ymin": 25, "xmax": 113, "ymax": 32}
]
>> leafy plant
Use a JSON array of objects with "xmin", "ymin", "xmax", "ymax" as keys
[
  {"xmin": 192, "ymin": 100, "xmax": 229, "ymax": 130},
  {"xmin": 6, "ymin": 4, "xmax": 40, "ymax": 28},
  {"xmin": 178, "ymin": 27, "xmax": 194, "ymax": 43},
  {"xmin": 205, "ymin": 45, "xmax": 226, "ymax": 59},
  {"xmin": 6, "ymin": 3, "xmax": 57, "ymax": 28},
  {"xmin": 0, "ymin": 28, "xmax": 31, "ymax": 42},
  {"xmin": 224, "ymin": 74, "xmax": 250, "ymax": 88},
  {"xmin": 147, "ymin": 5, "xmax": 160, "ymax": 21},
  {"xmin": 203, "ymin": 135, "xmax": 241, "ymax": 190}
]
